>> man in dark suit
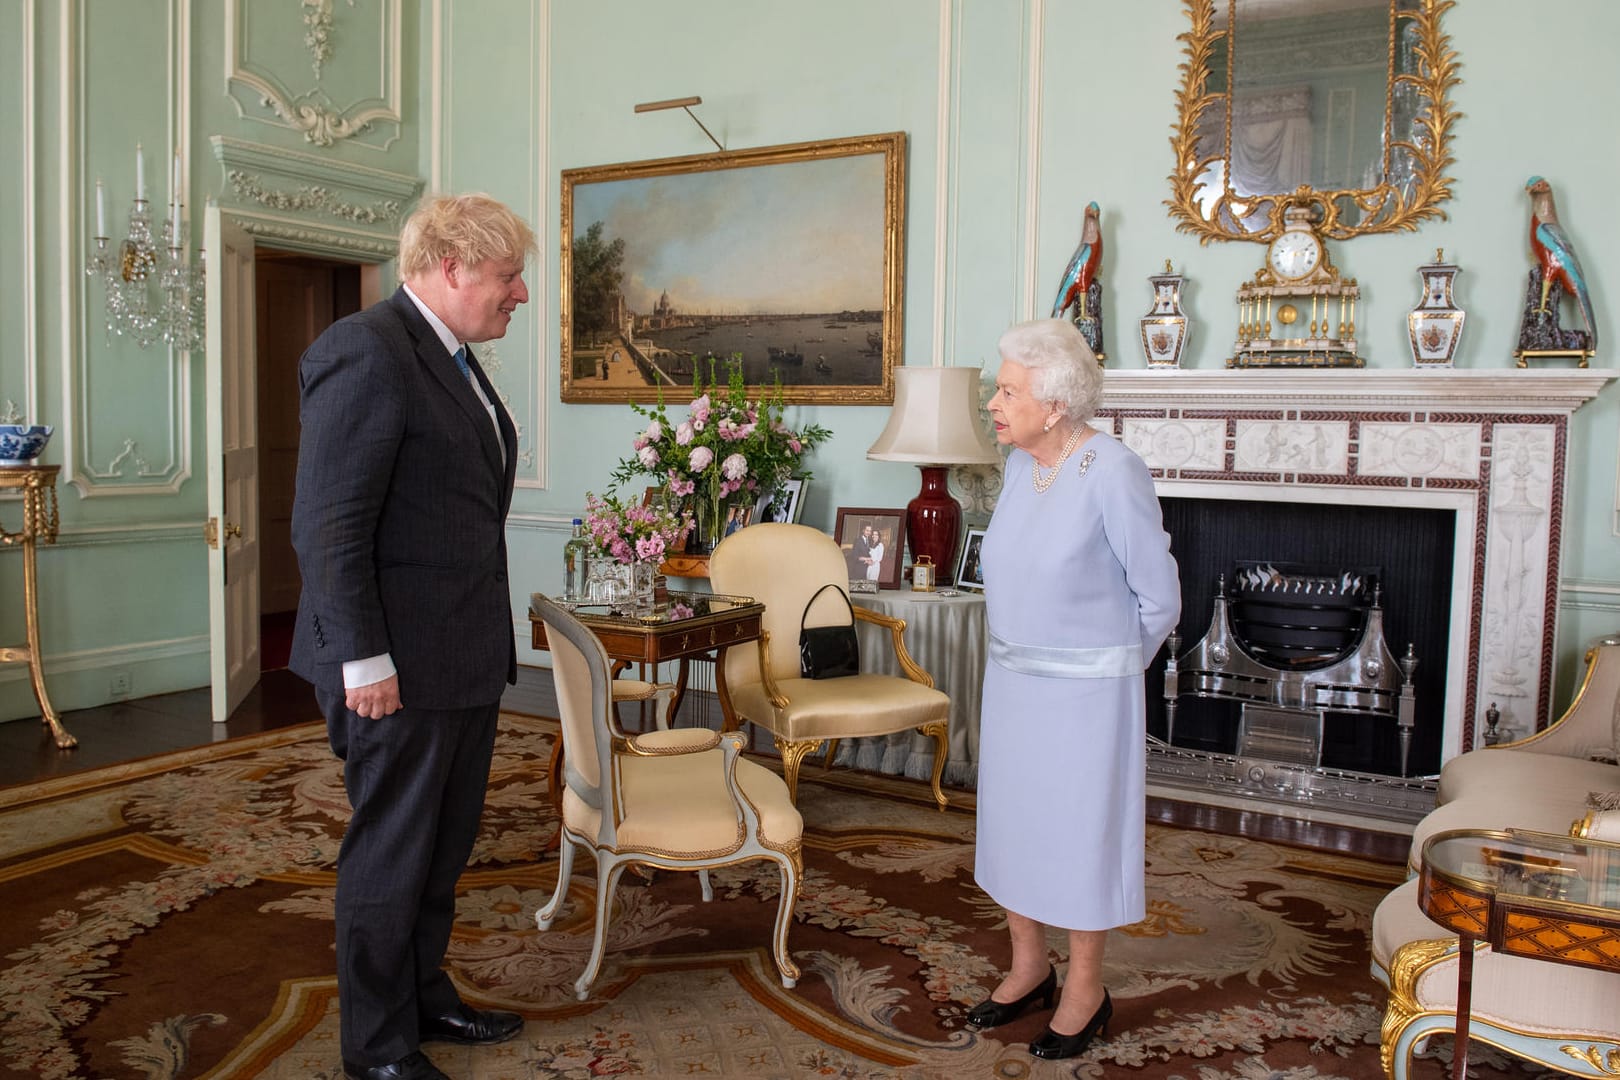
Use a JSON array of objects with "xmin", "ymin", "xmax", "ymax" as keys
[{"xmin": 289, "ymin": 193, "xmax": 536, "ymax": 1080}]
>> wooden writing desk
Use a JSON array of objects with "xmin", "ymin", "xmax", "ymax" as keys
[{"xmin": 528, "ymin": 589, "xmax": 763, "ymax": 726}]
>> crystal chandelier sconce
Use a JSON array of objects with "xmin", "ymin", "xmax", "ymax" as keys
[{"xmin": 85, "ymin": 144, "xmax": 205, "ymax": 351}]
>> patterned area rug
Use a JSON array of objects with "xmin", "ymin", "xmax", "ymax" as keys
[{"xmin": 0, "ymin": 715, "xmax": 1547, "ymax": 1079}]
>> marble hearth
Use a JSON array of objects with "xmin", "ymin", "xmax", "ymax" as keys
[{"xmin": 1095, "ymin": 368, "xmax": 1616, "ymax": 822}]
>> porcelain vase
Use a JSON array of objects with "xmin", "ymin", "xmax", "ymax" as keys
[
  {"xmin": 1139, "ymin": 262, "xmax": 1189, "ymax": 368},
  {"xmin": 1408, "ymin": 251, "xmax": 1465, "ymax": 367}
]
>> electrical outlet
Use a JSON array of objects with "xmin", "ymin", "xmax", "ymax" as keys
[{"xmin": 109, "ymin": 672, "xmax": 132, "ymax": 697}]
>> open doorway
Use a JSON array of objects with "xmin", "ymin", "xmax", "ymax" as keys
[{"xmin": 255, "ymin": 252, "xmax": 364, "ymax": 671}]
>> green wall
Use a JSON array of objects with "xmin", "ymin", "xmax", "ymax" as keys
[{"xmin": 3, "ymin": 0, "xmax": 1619, "ymax": 737}]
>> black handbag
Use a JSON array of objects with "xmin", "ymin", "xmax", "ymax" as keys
[{"xmin": 799, "ymin": 582, "xmax": 860, "ymax": 679}]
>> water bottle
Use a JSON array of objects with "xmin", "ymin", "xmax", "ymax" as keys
[{"xmin": 563, "ymin": 518, "xmax": 590, "ymax": 600}]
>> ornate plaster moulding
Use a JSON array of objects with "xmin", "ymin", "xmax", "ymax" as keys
[
  {"xmin": 210, "ymin": 136, "xmax": 423, "ymax": 259},
  {"xmin": 225, "ymin": 0, "xmax": 402, "ymax": 150},
  {"xmin": 1102, "ymin": 368, "xmax": 1617, "ymax": 414}
]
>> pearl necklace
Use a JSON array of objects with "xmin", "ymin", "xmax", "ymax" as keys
[{"xmin": 1032, "ymin": 427, "xmax": 1085, "ymax": 493}]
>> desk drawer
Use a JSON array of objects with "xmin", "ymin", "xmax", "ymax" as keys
[{"xmin": 653, "ymin": 613, "xmax": 762, "ymax": 661}]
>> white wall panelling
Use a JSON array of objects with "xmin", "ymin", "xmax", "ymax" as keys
[{"xmin": 68, "ymin": 0, "xmax": 192, "ymax": 498}]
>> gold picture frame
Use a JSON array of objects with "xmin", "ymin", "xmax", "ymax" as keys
[
  {"xmin": 561, "ymin": 131, "xmax": 907, "ymax": 405},
  {"xmin": 1165, "ymin": 0, "xmax": 1461, "ymax": 245}
]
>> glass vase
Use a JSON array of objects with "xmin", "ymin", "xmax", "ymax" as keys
[
  {"xmin": 688, "ymin": 495, "xmax": 725, "ymax": 554},
  {"xmin": 586, "ymin": 558, "xmax": 657, "ymax": 612}
]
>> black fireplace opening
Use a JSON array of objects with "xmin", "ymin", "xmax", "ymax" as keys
[{"xmin": 1147, "ymin": 497, "xmax": 1456, "ymax": 778}]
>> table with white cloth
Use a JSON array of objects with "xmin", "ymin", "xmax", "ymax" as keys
[{"xmin": 848, "ymin": 585, "xmax": 986, "ymax": 788}]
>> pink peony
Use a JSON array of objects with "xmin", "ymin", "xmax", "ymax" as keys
[
  {"xmin": 690, "ymin": 394, "xmax": 711, "ymax": 423},
  {"xmin": 689, "ymin": 446, "xmax": 714, "ymax": 471},
  {"xmin": 675, "ymin": 420, "xmax": 695, "ymax": 445},
  {"xmin": 644, "ymin": 420, "xmax": 663, "ymax": 442},
  {"xmin": 637, "ymin": 445, "xmax": 659, "ymax": 468},
  {"xmin": 721, "ymin": 453, "xmax": 748, "ymax": 481}
]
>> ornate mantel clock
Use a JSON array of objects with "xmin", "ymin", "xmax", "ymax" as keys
[{"xmin": 1230, "ymin": 206, "xmax": 1362, "ymax": 368}]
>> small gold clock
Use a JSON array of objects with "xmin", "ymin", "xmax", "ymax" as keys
[{"xmin": 1230, "ymin": 204, "xmax": 1361, "ymax": 368}]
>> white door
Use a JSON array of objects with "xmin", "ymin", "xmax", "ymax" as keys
[{"xmin": 205, "ymin": 207, "xmax": 261, "ymax": 722}]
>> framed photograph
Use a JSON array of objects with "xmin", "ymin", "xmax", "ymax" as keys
[
  {"xmin": 833, "ymin": 506, "xmax": 907, "ymax": 590},
  {"xmin": 560, "ymin": 131, "xmax": 906, "ymax": 405},
  {"xmin": 754, "ymin": 477, "xmax": 807, "ymax": 525},
  {"xmin": 723, "ymin": 503, "xmax": 754, "ymax": 539},
  {"xmin": 955, "ymin": 528, "xmax": 987, "ymax": 592}
]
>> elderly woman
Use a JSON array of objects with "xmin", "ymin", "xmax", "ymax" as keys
[{"xmin": 965, "ymin": 318, "xmax": 1180, "ymax": 1060}]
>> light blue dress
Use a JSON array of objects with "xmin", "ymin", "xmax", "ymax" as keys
[{"xmin": 974, "ymin": 430, "xmax": 1181, "ymax": 930}]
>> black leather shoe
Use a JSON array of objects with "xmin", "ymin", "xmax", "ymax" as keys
[
  {"xmin": 1030, "ymin": 988, "xmax": 1112, "ymax": 1060},
  {"xmin": 342, "ymin": 1051, "xmax": 449, "ymax": 1080},
  {"xmin": 419, "ymin": 1003, "xmax": 524, "ymax": 1046},
  {"xmin": 965, "ymin": 965, "xmax": 1057, "ymax": 1030}
]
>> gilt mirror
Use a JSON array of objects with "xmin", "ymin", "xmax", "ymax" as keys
[{"xmin": 1167, "ymin": 0, "xmax": 1460, "ymax": 243}]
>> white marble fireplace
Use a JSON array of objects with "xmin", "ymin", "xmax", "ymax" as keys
[{"xmin": 1096, "ymin": 368, "xmax": 1615, "ymax": 779}]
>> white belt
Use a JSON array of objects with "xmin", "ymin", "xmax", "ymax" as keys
[{"xmin": 988, "ymin": 632, "xmax": 1142, "ymax": 678}]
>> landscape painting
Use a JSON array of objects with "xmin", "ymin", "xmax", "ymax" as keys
[{"xmin": 560, "ymin": 132, "xmax": 906, "ymax": 404}]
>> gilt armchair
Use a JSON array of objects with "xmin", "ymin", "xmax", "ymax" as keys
[
  {"xmin": 1406, "ymin": 634, "xmax": 1620, "ymax": 874},
  {"xmin": 532, "ymin": 594, "xmax": 804, "ymax": 999},
  {"xmin": 1372, "ymin": 873, "xmax": 1620, "ymax": 1079},
  {"xmin": 708, "ymin": 523, "xmax": 951, "ymax": 808},
  {"xmin": 1372, "ymin": 635, "xmax": 1620, "ymax": 1077}
]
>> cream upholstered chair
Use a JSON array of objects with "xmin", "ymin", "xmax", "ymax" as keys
[
  {"xmin": 1405, "ymin": 634, "xmax": 1620, "ymax": 875},
  {"xmin": 532, "ymin": 594, "xmax": 804, "ymax": 999},
  {"xmin": 708, "ymin": 523, "xmax": 951, "ymax": 809},
  {"xmin": 1371, "ymin": 635, "xmax": 1620, "ymax": 1077},
  {"xmin": 543, "ymin": 677, "xmax": 675, "ymax": 812},
  {"xmin": 1371, "ymin": 873, "xmax": 1620, "ymax": 1080}
]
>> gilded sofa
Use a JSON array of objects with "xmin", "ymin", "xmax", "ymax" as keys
[{"xmin": 1370, "ymin": 635, "xmax": 1620, "ymax": 1079}]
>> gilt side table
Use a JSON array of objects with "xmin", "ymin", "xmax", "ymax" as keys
[{"xmin": 0, "ymin": 465, "xmax": 74, "ymax": 748}]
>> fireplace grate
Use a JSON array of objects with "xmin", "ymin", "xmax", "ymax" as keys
[
  {"xmin": 1228, "ymin": 561, "xmax": 1377, "ymax": 670},
  {"xmin": 1164, "ymin": 563, "xmax": 1418, "ymax": 776}
]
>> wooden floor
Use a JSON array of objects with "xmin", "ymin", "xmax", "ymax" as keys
[{"xmin": 0, "ymin": 666, "xmax": 1411, "ymax": 865}]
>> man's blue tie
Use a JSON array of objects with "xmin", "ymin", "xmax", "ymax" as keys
[{"xmin": 453, "ymin": 345, "xmax": 472, "ymax": 381}]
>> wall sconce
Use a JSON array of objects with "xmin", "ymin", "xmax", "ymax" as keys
[
  {"xmin": 85, "ymin": 144, "xmax": 205, "ymax": 351},
  {"xmin": 867, "ymin": 366, "xmax": 1000, "ymax": 586}
]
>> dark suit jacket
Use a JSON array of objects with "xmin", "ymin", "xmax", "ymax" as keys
[{"xmin": 289, "ymin": 287, "xmax": 518, "ymax": 710}]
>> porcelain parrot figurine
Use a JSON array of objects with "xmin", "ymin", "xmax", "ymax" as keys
[
  {"xmin": 1526, "ymin": 176, "xmax": 1598, "ymax": 351},
  {"xmin": 1052, "ymin": 201, "xmax": 1103, "ymax": 322}
]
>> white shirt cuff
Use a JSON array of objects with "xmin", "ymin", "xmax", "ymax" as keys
[{"xmin": 342, "ymin": 653, "xmax": 397, "ymax": 689}]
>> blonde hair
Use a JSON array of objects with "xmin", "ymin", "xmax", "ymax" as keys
[
  {"xmin": 996, "ymin": 318, "xmax": 1102, "ymax": 421},
  {"xmin": 398, "ymin": 193, "xmax": 537, "ymax": 280}
]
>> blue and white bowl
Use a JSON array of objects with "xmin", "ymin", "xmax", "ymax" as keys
[{"xmin": 0, "ymin": 425, "xmax": 53, "ymax": 466}]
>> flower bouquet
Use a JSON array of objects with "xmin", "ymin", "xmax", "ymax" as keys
[
  {"xmin": 583, "ymin": 491, "xmax": 689, "ymax": 564},
  {"xmin": 580, "ymin": 491, "xmax": 689, "ymax": 607},
  {"xmin": 609, "ymin": 356, "xmax": 831, "ymax": 551}
]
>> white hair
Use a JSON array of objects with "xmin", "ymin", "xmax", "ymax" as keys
[{"xmin": 996, "ymin": 318, "xmax": 1102, "ymax": 420}]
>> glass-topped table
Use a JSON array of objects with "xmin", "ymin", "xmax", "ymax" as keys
[
  {"xmin": 1419, "ymin": 828, "xmax": 1620, "ymax": 1078},
  {"xmin": 528, "ymin": 589, "xmax": 763, "ymax": 721}
]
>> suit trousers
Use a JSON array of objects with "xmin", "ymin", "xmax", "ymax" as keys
[{"xmin": 318, "ymin": 687, "xmax": 500, "ymax": 1067}]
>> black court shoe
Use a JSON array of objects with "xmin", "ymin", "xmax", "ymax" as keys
[
  {"xmin": 1030, "ymin": 988, "xmax": 1112, "ymax": 1060},
  {"xmin": 964, "ymin": 965, "xmax": 1058, "ymax": 1030}
]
